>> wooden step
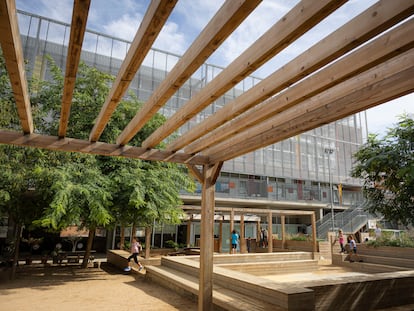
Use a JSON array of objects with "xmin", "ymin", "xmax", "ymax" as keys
[
  {"xmin": 218, "ymin": 259, "xmax": 318, "ymax": 276},
  {"xmin": 146, "ymin": 265, "xmax": 286, "ymax": 311}
]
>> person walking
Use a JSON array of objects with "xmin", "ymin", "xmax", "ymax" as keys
[
  {"xmin": 231, "ymin": 230, "xmax": 239, "ymax": 254},
  {"xmin": 124, "ymin": 238, "xmax": 143, "ymax": 272}
]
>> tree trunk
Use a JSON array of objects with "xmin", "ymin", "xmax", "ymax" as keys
[
  {"xmin": 131, "ymin": 223, "xmax": 137, "ymax": 240},
  {"xmin": 120, "ymin": 225, "xmax": 125, "ymax": 250},
  {"xmin": 81, "ymin": 227, "xmax": 95, "ymax": 269},
  {"xmin": 11, "ymin": 223, "xmax": 22, "ymax": 280},
  {"xmin": 145, "ymin": 226, "xmax": 151, "ymax": 259}
]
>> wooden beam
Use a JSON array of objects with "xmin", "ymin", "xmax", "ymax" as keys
[
  {"xmin": 59, "ymin": 0, "xmax": 91, "ymax": 138},
  {"xmin": 140, "ymin": 0, "xmax": 346, "ymax": 150},
  {"xmin": 0, "ymin": 0, "xmax": 33, "ymax": 134},
  {"xmin": 0, "ymin": 130, "xmax": 210, "ymax": 165},
  {"xmin": 184, "ymin": 15, "xmax": 414, "ymax": 154},
  {"xmin": 89, "ymin": 0, "xmax": 177, "ymax": 142},
  {"xmin": 181, "ymin": 205, "xmax": 316, "ymax": 216},
  {"xmin": 186, "ymin": 164, "xmax": 203, "ymax": 183},
  {"xmin": 117, "ymin": 0, "xmax": 262, "ymax": 146},
  {"xmin": 206, "ymin": 50, "xmax": 414, "ymax": 162},
  {"xmin": 183, "ymin": 1, "xmax": 414, "ymax": 153}
]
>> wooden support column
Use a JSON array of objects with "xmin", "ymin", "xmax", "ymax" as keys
[
  {"xmin": 186, "ymin": 218, "xmax": 192, "ymax": 248},
  {"xmin": 198, "ymin": 162, "xmax": 222, "ymax": 311},
  {"xmin": 218, "ymin": 217, "xmax": 223, "ymax": 253},
  {"xmin": 230, "ymin": 209, "xmax": 234, "ymax": 254},
  {"xmin": 240, "ymin": 214, "xmax": 246, "ymax": 253},
  {"xmin": 281, "ymin": 216, "xmax": 286, "ymax": 250},
  {"xmin": 267, "ymin": 212, "xmax": 273, "ymax": 253},
  {"xmin": 311, "ymin": 212, "xmax": 317, "ymax": 258}
]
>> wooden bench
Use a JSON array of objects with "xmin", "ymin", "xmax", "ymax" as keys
[{"xmin": 59, "ymin": 251, "xmax": 96, "ymax": 264}]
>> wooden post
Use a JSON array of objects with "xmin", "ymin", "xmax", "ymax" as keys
[
  {"xmin": 281, "ymin": 216, "xmax": 286, "ymax": 250},
  {"xmin": 240, "ymin": 214, "xmax": 245, "ymax": 253},
  {"xmin": 267, "ymin": 212, "xmax": 272, "ymax": 253},
  {"xmin": 311, "ymin": 212, "xmax": 317, "ymax": 258},
  {"xmin": 198, "ymin": 162, "xmax": 222, "ymax": 311},
  {"xmin": 219, "ymin": 217, "xmax": 223, "ymax": 253},
  {"xmin": 230, "ymin": 209, "xmax": 234, "ymax": 253},
  {"xmin": 186, "ymin": 218, "xmax": 192, "ymax": 248}
]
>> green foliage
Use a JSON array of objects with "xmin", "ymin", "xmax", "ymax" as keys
[
  {"xmin": 365, "ymin": 232, "xmax": 414, "ymax": 248},
  {"xmin": 0, "ymin": 52, "xmax": 195, "ymax": 236},
  {"xmin": 351, "ymin": 115, "xmax": 414, "ymax": 225}
]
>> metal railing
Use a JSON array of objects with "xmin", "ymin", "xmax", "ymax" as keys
[{"xmin": 314, "ymin": 201, "xmax": 373, "ymax": 239}]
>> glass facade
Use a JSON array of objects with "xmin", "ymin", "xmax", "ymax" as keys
[{"xmin": 17, "ymin": 11, "xmax": 365, "ymax": 214}]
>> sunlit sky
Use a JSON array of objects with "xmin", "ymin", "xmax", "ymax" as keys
[{"xmin": 15, "ymin": 0, "xmax": 413, "ymax": 137}]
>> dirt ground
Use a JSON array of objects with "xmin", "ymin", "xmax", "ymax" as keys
[{"xmin": 0, "ymin": 263, "xmax": 198, "ymax": 311}]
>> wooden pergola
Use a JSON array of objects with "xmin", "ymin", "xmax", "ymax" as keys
[{"xmin": 1, "ymin": 0, "xmax": 413, "ymax": 310}]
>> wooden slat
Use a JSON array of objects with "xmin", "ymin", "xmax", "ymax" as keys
[
  {"xmin": 140, "ymin": 0, "xmax": 347, "ymax": 150},
  {"xmin": 205, "ymin": 50, "xmax": 414, "ymax": 163},
  {"xmin": 142, "ymin": 0, "xmax": 346, "ymax": 151},
  {"xmin": 176, "ymin": 0, "xmax": 414, "ymax": 154},
  {"xmin": 89, "ymin": 0, "xmax": 178, "ymax": 142},
  {"xmin": 0, "ymin": 131, "xmax": 210, "ymax": 165},
  {"xmin": 116, "ymin": 0, "xmax": 262, "ymax": 146},
  {"xmin": 58, "ymin": 0, "xmax": 91, "ymax": 138},
  {"xmin": 184, "ymin": 15, "xmax": 414, "ymax": 154},
  {"xmin": 0, "ymin": 0, "xmax": 33, "ymax": 134}
]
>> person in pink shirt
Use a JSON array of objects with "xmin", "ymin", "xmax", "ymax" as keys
[
  {"xmin": 124, "ymin": 238, "xmax": 143, "ymax": 272},
  {"xmin": 338, "ymin": 229, "xmax": 346, "ymax": 253}
]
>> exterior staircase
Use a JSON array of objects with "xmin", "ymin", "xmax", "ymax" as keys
[{"xmin": 315, "ymin": 201, "xmax": 375, "ymax": 239}]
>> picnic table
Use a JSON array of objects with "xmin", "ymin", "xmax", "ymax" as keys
[{"xmin": 55, "ymin": 250, "xmax": 96, "ymax": 264}]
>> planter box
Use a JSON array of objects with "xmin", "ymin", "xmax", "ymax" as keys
[
  {"xmin": 272, "ymin": 239, "xmax": 319, "ymax": 252},
  {"xmin": 357, "ymin": 244, "xmax": 414, "ymax": 260}
]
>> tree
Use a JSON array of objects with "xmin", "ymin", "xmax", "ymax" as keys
[
  {"xmin": 351, "ymin": 115, "xmax": 414, "ymax": 226},
  {"xmin": 1, "ymin": 53, "xmax": 195, "ymax": 268}
]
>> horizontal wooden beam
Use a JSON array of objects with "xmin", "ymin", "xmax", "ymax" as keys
[
  {"xmin": 89, "ymin": 0, "xmax": 177, "ymax": 142},
  {"xmin": 142, "ymin": 0, "xmax": 346, "ymax": 150},
  {"xmin": 182, "ymin": 205, "xmax": 316, "ymax": 216},
  {"xmin": 179, "ymin": 0, "xmax": 414, "ymax": 154},
  {"xmin": 59, "ymin": 0, "xmax": 91, "ymax": 138},
  {"xmin": 206, "ymin": 50, "xmax": 414, "ymax": 162},
  {"xmin": 117, "ymin": 0, "xmax": 262, "ymax": 146},
  {"xmin": 0, "ymin": 131, "xmax": 210, "ymax": 165},
  {"xmin": 0, "ymin": 0, "xmax": 33, "ymax": 134},
  {"xmin": 184, "ymin": 15, "xmax": 414, "ymax": 154}
]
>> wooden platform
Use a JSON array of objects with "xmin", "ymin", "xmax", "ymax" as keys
[{"xmin": 107, "ymin": 250, "xmax": 414, "ymax": 310}]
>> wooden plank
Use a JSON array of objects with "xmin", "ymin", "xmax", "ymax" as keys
[
  {"xmin": 59, "ymin": 0, "xmax": 91, "ymax": 137},
  {"xmin": 141, "ymin": 0, "xmax": 347, "ymax": 150},
  {"xmin": 89, "ymin": 0, "xmax": 178, "ymax": 142},
  {"xmin": 184, "ymin": 14, "xmax": 414, "ymax": 154},
  {"xmin": 0, "ymin": 131, "xmax": 210, "ymax": 165},
  {"xmin": 116, "ymin": 0, "xmax": 262, "ymax": 146},
  {"xmin": 206, "ymin": 50, "xmax": 414, "ymax": 162},
  {"xmin": 0, "ymin": 0, "xmax": 33, "ymax": 134}
]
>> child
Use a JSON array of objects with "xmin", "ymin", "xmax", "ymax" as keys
[
  {"xmin": 338, "ymin": 229, "xmax": 345, "ymax": 253},
  {"xmin": 124, "ymin": 238, "xmax": 143, "ymax": 272},
  {"xmin": 347, "ymin": 235, "xmax": 362, "ymax": 262},
  {"xmin": 231, "ymin": 230, "xmax": 239, "ymax": 254}
]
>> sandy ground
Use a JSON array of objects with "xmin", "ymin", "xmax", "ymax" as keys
[{"xmin": 0, "ymin": 263, "xmax": 198, "ymax": 311}]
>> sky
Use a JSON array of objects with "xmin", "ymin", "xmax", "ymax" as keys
[{"xmin": 14, "ymin": 0, "xmax": 413, "ymax": 138}]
